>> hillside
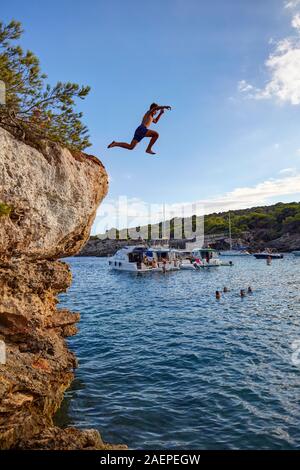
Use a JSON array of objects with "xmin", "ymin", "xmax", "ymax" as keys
[
  {"xmin": 205, "ymin": 202, "xmax": 300, "ymax": 240},
  {"xmin": 79, "ymin": 202, "xmax": 300, "ymax": 256}
]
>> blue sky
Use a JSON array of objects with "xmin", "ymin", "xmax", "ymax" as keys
[{"xmin": 2, "ymin": 0, "xmax": 300, "ymax": 232}]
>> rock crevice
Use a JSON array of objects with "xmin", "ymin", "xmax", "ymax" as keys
[{"xmin": 0, "ymin": 127, "xmax": 124, "ymax": 449}]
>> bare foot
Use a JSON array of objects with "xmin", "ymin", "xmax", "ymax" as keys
[
  {"xmin": 107, "ymin": 141, "xmax": 115, "ymax": 149},
  {"xmin": 146, "ymin": 149, "xmax": 156, "ymax": 155}
]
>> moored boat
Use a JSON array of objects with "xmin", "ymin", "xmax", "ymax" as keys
[
  {"xmin": 253, "ymin": 252, "xmax": 283, "ymax": 259},
  {"xmin": 191, "ymin": 248, "xmax": 223, "ymax": 267},
  {"xmin": 178, "ymin": 248, "xmax": 233, "ymax": 268},
  {"xmin": 108, "ymin": 246, "xmax": 180, "ymax": 272}
]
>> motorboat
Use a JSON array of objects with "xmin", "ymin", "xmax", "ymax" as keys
[
  {"xmin": 191, "ymin": 248, "xmax": 223, "ymax": 267},
  {"xmin": 180, "ymin": 258, "xmax": 202, "ymax": 270},
  {"xmin": 108, "ymin": 246, "xmax": 180, "ymax": 272},
  {"xmin": 177, "ymin": 248, "xmax": 233, "ymax": 268},
  {"xmin": 253, "ymin": 252, "xmax": 283, "ymax": 259},
  {"xmin": 151, "ymin": 247, "xmax": 181, "ymax": 271}
]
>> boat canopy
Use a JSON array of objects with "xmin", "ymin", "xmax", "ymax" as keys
[{"xmin": 122, "ymin": 246, "xmax": 147, "ymax": 253}]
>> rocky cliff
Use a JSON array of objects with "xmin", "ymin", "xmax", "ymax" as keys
[
  {"xmin": 0, "ymin": 127, "xmax": 124, "ymax": 449},
  {"xmin": 77, "ymin": 238, "xmax": 148, "ymax": 257}
]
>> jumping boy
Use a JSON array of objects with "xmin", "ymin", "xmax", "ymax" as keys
[{"xmin": 107, "ymin": 103, "xmax": 171, "ymax": 155}]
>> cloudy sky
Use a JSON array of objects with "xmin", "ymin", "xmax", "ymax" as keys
[{"xmin": 2, "ymin": 0, "xmax": 300, "ymax": 232}]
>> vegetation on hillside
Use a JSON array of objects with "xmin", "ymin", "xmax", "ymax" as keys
[
  {"xmin": 0, "ymin": 20, "xmax": 91, "ymax": 151},
  {"xmin": 204, "ymin": 202, "xmax": 300, "ymax": 241},
  {"xmin": 99, "ymin": 202, "xmax": 300, "ymax": 242}
]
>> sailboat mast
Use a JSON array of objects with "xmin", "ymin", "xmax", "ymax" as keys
[{"xmin": 229, "ymin": 212, "xmax": 232, "ymax": 251}]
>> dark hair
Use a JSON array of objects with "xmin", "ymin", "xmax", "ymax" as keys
[{"xmin": 150, "ymin": 102, "xmax": 158, "ymax": 110}]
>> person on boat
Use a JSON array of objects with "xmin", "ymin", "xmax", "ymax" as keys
[
  {"xmin": 162, "ymin": 257, "xmax": 168, "ymax": 273},
  {"xmin": 107, "ymin": 103, "xmax": 171, "ymax": 155}
]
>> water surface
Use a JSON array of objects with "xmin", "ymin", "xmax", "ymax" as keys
[{"xmin": 56, "ymin": 255, "xmax": 300, "ymax": 449}]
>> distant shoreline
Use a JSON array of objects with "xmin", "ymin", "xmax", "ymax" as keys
[{"xmin": 77, "ymin": 234, "xmax": 300, "ymax": 258}]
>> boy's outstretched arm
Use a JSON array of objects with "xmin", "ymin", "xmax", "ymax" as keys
[
  {"xmin": 153, "ymin": 105, "xmax": 171, "ymax": 112},
  {"xmin": 153, "ymin": 109, "xmax": 165, "ymax": 123}
]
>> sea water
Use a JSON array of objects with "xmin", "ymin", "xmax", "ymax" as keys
[{"xmin": 56, "ymin": 255, "xmax": 300, "ymax": 449}]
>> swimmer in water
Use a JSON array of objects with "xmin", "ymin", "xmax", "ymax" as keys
[{"xmin": 216, "ymin": 290, "xmax": 221, "ymax": 300}]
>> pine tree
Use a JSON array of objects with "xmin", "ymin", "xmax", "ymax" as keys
[{"xmin": 0, "ymin": 20, "xmax": 91, "ymax": 151}]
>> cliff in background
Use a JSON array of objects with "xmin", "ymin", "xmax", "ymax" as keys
[
  {"xmin": 77, "ymin": 238, "xmax": 148, "ymax": 257},
  {"xmin": 0, "ymin": 126, "xmax": 124, "ymax": 449}
]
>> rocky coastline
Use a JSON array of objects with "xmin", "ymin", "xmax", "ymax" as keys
[
  {"xmin": 77, "ymin": 232, "xmax": 300, "ymax": 258},
  {"xmin": 0, "ymin": 126, "xmax": 126, "ymax": 450}
]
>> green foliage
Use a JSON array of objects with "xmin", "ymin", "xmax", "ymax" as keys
[
  {"xmin": 0, "ymin": 202, "xmax": 12, "ymax": 217},
  {"xmin": 0, "ymin": 20, "xmax": 91, "ymax": 150},
  {"xmin": 204, "ymin": 202, "xmax": 300, "ymax": 238},
  {"xmin": 204, "ymin": 216, "xmax": 228, "ymax": 234},
  {"xmin": 283, "ymin": 212, "xmax": 300, "ymax": 232}
]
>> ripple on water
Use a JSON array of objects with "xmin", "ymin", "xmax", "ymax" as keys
[{"xmin": 56, "ymin": 256, "xmax": 300, "ymax": 449}]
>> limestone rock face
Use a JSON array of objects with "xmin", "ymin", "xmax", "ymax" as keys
[
  {"xmin": 0, "ymin": 127, "xmax": 124, "ymax": 449},
  {"xmin": 266, "ymin": 233, "xmax": 300, "ymax": 252},
  {"xmin": 78, "ymin": 238, "xmax": 148, "ymax": 257},
  {"xmin": 0, "ymin": 126, "xmax": 108, "ymax": 261}
]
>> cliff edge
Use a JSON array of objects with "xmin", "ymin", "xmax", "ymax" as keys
[{"xmin": 0, "ymin": 127, "xmax": 124, "ymax": 449}]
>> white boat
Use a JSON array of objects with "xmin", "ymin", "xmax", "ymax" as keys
[
  {"xmin": 292, "ymin": 251, "xmax": 300, "ymax": 257},
  {"xmin": 177, "ymin": 248, "xmax": 233, "ymax": 268},
  {"xmin": 180, "ymin": 258, "xmax": 202, "ymax": 270},
  {"xmin": 108, "ymin": 246, "xmax": 180, "ymax": 272},
  {"xmin": 191, "ymin": 248, "xmax": 223, "ymax": 267}
]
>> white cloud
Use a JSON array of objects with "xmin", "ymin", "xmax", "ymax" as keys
[
  {"xmin": 239, "ymin": 5, "xmax": 300, "ymax": 105},
  {"xmin": 279, "ymin": 167, "xmax": 297, "ymax": 174},
  {"xmin": 238, "ymin": 80, "xmax": 255, "ymax": 93},
  {"xmin": 201, "ymin": 172, "xmax": 300, "ymax": 212},
  {"xmin": 92, "ymin": 172, "xmax": 300, "ymax": 234},
  {"xmin": 285, "ymin": 0, "xmax": 300, "ymax": 9},
  {"xmin": 292, "ymin": 13, "xmax": 300, "ymax": 28}
]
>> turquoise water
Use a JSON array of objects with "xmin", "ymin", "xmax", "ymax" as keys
[{"xmin": 57, "ymin": 255, "xmax": 300, "ymax": 449}]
